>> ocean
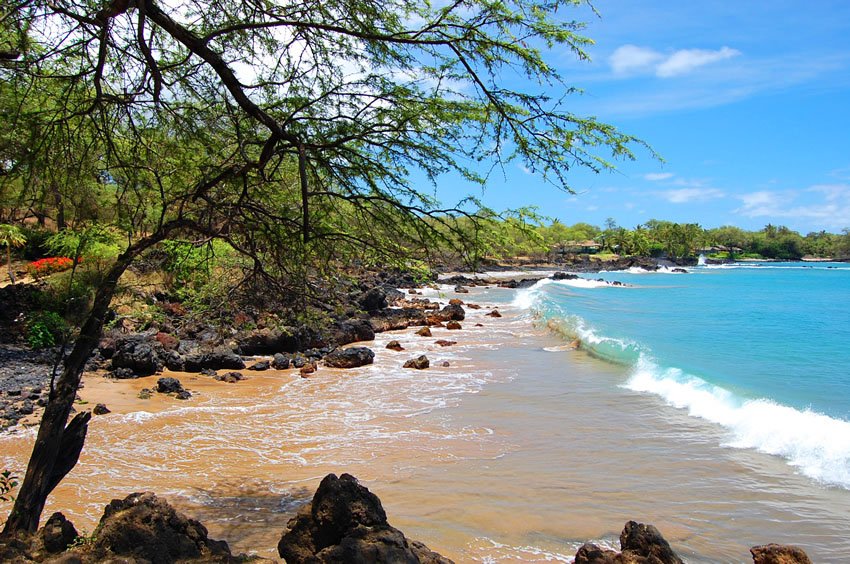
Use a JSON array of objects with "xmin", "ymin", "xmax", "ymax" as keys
[
  {"xmin": 3, "ymin": 262, "xmax": 850, "ymax": 561},
  {"xmin": 516, "ymin": 262, "xmax": 850, "ymax": 489}
]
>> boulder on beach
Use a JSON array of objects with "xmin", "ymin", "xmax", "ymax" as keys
[
  {"xmin": 403, "ymin": 355, "xmax": 430, "ymax": 370},
  {"xmin": 93, "ymin": 403, "xmax": 111, "ymax": 415},
  {"xmin": 86, "ymin": 492, "xmax": 231, "ymax": 562},
  {"xmin": 214, "ymin": 371, "xmax": 244, "ymax": 383},
  {"xmin": 247, "ymin": 360, "xmax": 271, "ymax": 371},
  {"xmin": 750, "ymin": 544, "xmax": 812, "ymax": 564},
  {"xmin": 359, "ymin": 287, "xmax": 389, "ymax": 312},
  {"xmin": 448, "ymin": 298, "xmax": 464, "ymax": 305},
  {"xmin": 486, "ymin": 309, "xmax": 502, "ymax": 318},
  {"xmin": 434, "ymin": 340, "xmax": 456, "ymax": 347},
  {"xmin": 369, "ymin": 308, "xmax": 428, "ymax": 332},
  {"xmin": 324, "ymin": 347, "xmax": 375, "ymax": 369},
  {"xmin": 183, "ymin": 349, "xmax": 246, "ymax": 372},
  {"xmin": 156, "ymin": 377, "xmax": 184, "ymax": 394},
  {"xmin": 272, "ymin": 353, "xmax": 291, "ymax": 369},
  {"xmin": 574, "ymin": 521, "xmax": 683, "ymax": 564},
  {"xmin": 386, "ymin": 340, "xmax": 404, "ymax": 351},
  {"xmin": 331, "ymin": 318, "xmax": 376, "ymax": 346},
  {"xmin": 416, "ymin": 326, "xmax": 432, "ymax": 337},
  {"xmin": 446, "ymin": 321, "xmax": 462, "ymax": 330},
  {"xmin": 110, "ymin": 338, "xmax": 167, "ymax": 377},
  {"xmin": 437, "ymin": 303, "xmax": 465, "ymax": 321},
  {"xmin": 278, "ymin": 473, "xmax": 453, "ymax": 564}
]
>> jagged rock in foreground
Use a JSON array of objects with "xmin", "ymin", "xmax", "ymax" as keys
[
  {"xmin": 278, "ymin": 473, "xmax": 453, "ymax": 564},
  {"xmin": 574, "ymin": 521, "xmax": 683, "ymax": 564},
  {"xmin": 751, "ymin": 543, "xmax": 813, "ymax": 564},
  {"xmin": 85, "ymin": 492, "xmax": 232, "ymax": 563}
]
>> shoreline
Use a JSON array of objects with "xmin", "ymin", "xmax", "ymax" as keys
[{"xmin": 2, "ymin": 270, "xmax": 841, "ymax": 562}]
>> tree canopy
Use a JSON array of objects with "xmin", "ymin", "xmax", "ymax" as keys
[{"xmin": 1, "ymin": 0, "xmax": 648, "ymax": 533}]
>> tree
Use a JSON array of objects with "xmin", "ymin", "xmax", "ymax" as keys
[
  {"xmin": 2, "ymin": 0, "xmax": 646, "ymax": 534},
  {"xmin": 0, "ymin": 224, "xmax": 26, "ymax": 284}
]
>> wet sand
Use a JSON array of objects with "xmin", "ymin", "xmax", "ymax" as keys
[{"xmin": 3, "ymin": 286, "xmax": 850, "ymax": 561}]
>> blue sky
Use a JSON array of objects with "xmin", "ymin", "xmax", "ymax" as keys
[{"xmin": 433, "ymin": 0, "xmax": 850, "ymax": 233}]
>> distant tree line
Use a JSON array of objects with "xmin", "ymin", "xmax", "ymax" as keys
[{"xmin": 453, "ymin": 215, "xmax": 850, "ymax": 264}]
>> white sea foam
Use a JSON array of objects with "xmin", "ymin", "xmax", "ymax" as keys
[
  {"xmin": 511, "ymin": 278, "xmax": 552, "ymax": 309},
  {"xmin": 554, "ymin": 278, "xmax": 612, "ymax": 289},
  {"xmin": 625, "ymin": 356, "xmax": 850, "ymax": 488}
]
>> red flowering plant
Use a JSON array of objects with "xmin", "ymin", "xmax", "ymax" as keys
[{"xmin": 25, "ymin": 256, "xmax": 79, "ymax": 279}]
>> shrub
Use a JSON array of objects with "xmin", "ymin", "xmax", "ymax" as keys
[
  {"xmin": 26, "ymin": 256, "xmax": 76, "ymax": 278},
  {"xmin": 26, "ymin": 311, "xmax": 67, "ymax": 349}
]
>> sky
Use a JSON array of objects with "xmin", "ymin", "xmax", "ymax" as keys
[{"xmin": 431, "ymin": 0, "xmax": 850, "ymax": 233}]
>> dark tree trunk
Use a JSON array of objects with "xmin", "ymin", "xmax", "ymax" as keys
[{"xmin": 2, "ymin": 224, "xmax": 182, "ymax": 535}]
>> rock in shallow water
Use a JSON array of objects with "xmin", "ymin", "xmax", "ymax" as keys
[
  {"xmin": 750, "ymin": 543, "xmax": 812, "ymax": 564},
  {"xmin": 278, "ymin": 473, "xmax": 453, "ymax": 564},
  {"xmin": 574, "ymin": 520, "xmax": 683, "ymax": 564},
  {"xmin": 403, "ymin": 355, "xmax": 430, "ymax": 370}
]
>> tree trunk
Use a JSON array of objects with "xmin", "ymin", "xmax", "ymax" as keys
[{"xmin": 2, "ymin": 224, "xmax": 182, "ymax": 535}]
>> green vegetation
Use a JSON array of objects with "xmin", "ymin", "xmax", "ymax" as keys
[
  {"xmin": 0, "ymin": 470, "xmax": 18, "ymax": 503},
  {"xmin": 447, "ymin": 217, "xmax": 850, "ymax": 263},
  {"xmin": 1, "ymin": 0, "xmax": 654, "ymax": 534},
  {"xmin": 25, "ymin": 311, "xmax": 67, "ymax": 349},
  {"xmin": 0, "ymin": 224, "xmax": 26, "ymax": 283}
]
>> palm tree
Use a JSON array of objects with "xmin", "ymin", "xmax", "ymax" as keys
[{"xmin": 0, "ymin": 224, "xmax": 26, "ymax": 284}]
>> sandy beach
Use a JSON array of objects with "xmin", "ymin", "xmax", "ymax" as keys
[{"xmin": 4, "ymin": 281, "xmax": 850, "ymax": 562}]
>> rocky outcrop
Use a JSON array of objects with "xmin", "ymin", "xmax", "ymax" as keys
[
  {"xmin": 370, "ymin": 308, "xmax": 428, "ymax": 333},
  {"xmin": 359, "ymin": 287, "xmax": 389, "ymax": 312},
  {"xmin": 324, "ymin": 347, "xmax": 375, "ymax": 369},
  {"xmin": 750, "ymin": 544, "xmax": 812, "ymax": 564},
  {"xmin": 110, "ymin": 337, "xmax": 168, "ymax": 377},
  {"xmin": 235, "ymin": 327, "xmax": 300, "ymax": 355},
  {"xmin": 574, "ymin": 521, "xmax": 683, "ymax": 564},
  {"xmin": 330, "ymin": 319, "xmax": 376, "ymax": 347},
  {"xmin": 156, "ymin": 377, "xmax": 184, "ymax": 394},
  {"xmin": 278, "ymin": 473, "xmax": 452, "ymax": 564},
  {"xmin": 86, "ymin": 492, "xmax": 232, "ymax": 563},
  {"xmin": 183, "ymin": 349, "xmax": 246, "ymax": 372}
]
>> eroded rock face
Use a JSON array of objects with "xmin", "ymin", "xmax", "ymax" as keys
[
  {"xmin": 574, "ymin": 521, "xmax": 683, "ymax": 564},
  {"xmin": 750, "ymin": 544, "xmax": 812, "ymax": 564},
  {"xmin": 324, "ymin": 347, "xmax": 375, "ymax": 369},
  {"xmin": 89, "ymin": 492, "xmax": 231, "ymax": 563},
  {"xmin": 278, "ymin": 473, "xmax": 453, "ymax": 564}
]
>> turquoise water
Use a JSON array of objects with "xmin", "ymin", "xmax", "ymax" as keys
[{"xmin": 514, "ymin": 262, "xmax": 850, "ymax": 488}]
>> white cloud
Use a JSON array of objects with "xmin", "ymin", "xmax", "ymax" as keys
[
  {"xmin": 656, "ymin": 47, "xmax": 741, "ymax": 77},
  {"xmin": 658, "ymin": 188, "xmax": 725, "ymax": 204},
  {"xmin": 735, "ymin": 185, "xmax": 850, "ymax": 229},
  {"xmin": 609, "ymin": 45, "xmax": 664, "ymax": 75},
  {"xmin": 644, "ymin": 172, "xmax": 674, "ymax": 181},
  {"xmin": 609, "ymin": 44, "xmax": 741, "ymax": 78}
]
